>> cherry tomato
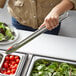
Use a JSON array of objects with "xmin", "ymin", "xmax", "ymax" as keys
[
  {"xmin": 7, "ymin": 70, "xmax": 11, "ymax": 75},
  {"xmin": 10, "ymin": 55, "xmax": 15, "ymax": 61},
  {"xmin": 5, "ymin": 56, "xmax": 10, "ymax": 61},
  {"xmin": 16, "ymin": 59, "xmax": 20, "ymax": 64},
  {"xmin": 10, "ymin": 65, "xmax": 13, "ymax": 69},
  {"xmin": 11, "ymin": 61, "xmax": 16, "ymax": 65},
  {"xmin": 12, "ymin": 64, "xmax": 18, "ymax": 69},
  {"xmin": 3, "ymin": 62, "xmax": 9, "ymax": 68},
  {"xmin": 11, "ymin": 69, "xmax": 16, "ymax": 74},
  {"xmin": 15, "ymin": 56, "xmax": 20, "ymax": 60}
]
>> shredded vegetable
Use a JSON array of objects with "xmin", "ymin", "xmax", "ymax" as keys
[{"xmin": 31, "ymin": 59, "xmax": 76, "ymax": 76}]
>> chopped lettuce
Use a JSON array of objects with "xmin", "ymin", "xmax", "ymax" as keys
[
  {"xmin": 0, "ymin": 22, "xmax": 15, "ymax": 41},
  {"xmin": 31, "ymin": 59, "xmax": 76, "ymax": 76},
  {"xmin": 5, "ymin": 27, "xmax": 14, "ymax": 40},
  {"xmin": 0, "ymin": 33, "xmax": 5, "ymax": 41}
]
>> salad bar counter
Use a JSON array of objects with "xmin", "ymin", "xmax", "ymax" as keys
[
  {"xmin": 0, "ymin": 12, "xmax": 76, "ymax": 75},
  {"xmin": 0, "ymin": 50, "xmax": 76, "ymax": 76}
]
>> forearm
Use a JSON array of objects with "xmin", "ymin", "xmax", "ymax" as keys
[
  {"xmin": 0, "ymin": 0, "xmax": 6, "ymax": 8},
  {"xmin": 41, "ymin": 0, "xmax": 74, "ymax": 30},
  {"xmin": 50, "ymin": 0, "xmax": 74, "ymax": 16}
]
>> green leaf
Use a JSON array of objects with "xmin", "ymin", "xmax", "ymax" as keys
[
  {"xmin": 5, "ymin": 27, "xmax": 14, "ymax": 40},
  {"xmin": 0, "ymin": 33, "xmax": 5, "ymax": 41},
  {"xmin": 36, "ymin": 64, "xmax": 45, "ymax": 71}
]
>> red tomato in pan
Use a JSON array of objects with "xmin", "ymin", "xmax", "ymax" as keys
[
  {"xmin": 10, "ymin": 55, "xmax": 15, "ymax": 61},
  {"xmin": 16, "ymin": 59, "xmax": 20, "ymax": 64},
  {"xmin": 15, "ymin": 56, "xmax": 20, "ymax": 60},
  {"xmin": 5, "ymin": 56, "xmax": 10, "ymax": 61},
  {"xmin": 3, "ymin": 62, "xmax": 9, "ymax": 68}
]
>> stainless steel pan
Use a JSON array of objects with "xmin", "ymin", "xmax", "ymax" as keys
[
  {"xmin": 27, "ymin": 55, "xmax": 76, "ymax": 76},
  {"xmin": 0, "ymin": 50, "xmax": 28, "ymax": 76}
]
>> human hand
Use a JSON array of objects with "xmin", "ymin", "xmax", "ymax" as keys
[{"xmin": 40, "ymin": 13, "xmax": 59, "ymax": 30}]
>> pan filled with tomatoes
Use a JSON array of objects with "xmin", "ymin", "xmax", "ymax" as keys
[{"xmin": 0, "ymin": 50, "xmax": 28, "ymax": 76}]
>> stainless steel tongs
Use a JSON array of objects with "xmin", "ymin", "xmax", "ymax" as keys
[{"xmin": 6, "ymin": 12, "xmax": 69, "ymax": 54}]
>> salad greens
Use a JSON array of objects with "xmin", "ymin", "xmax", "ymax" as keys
[
  {"xmin": 31, "ymin": 59, "xmax": 76, "ymax": 76},
  {"xmin": 0, "ymin": 22, "xmax": 15, "ymax": 41}
]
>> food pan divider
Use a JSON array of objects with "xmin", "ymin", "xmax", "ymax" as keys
[
  {"xmin": 0, "ymin": 54, "xmax": 3, "ymax": 63},
  {"xmin": 0, "ymin": 53, "xmax": 6, "ymax": 69},
  {"xmin": 21, "ymin": 54, "xmax": 33, "ymax": 76}
]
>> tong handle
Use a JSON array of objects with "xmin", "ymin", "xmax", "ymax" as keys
[{"xmin": 6, "ymin": 12, "xmax": 69, "ymax": 54}]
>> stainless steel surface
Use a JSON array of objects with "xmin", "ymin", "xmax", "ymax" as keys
[
  {"xmin": 0, "ymin": 54, "xmax": 3, "ymax": 63},
  {"xmin": 59, "ymin": 11, "xmax": 76, "ymax": 38},
  {"xmin": 0, "ymin": 53, "xmax": 6, "ymax": 68},
  {"xmin": 0, "ymin": 50, "xmax": 28, "ymax": 76},
  {"xmin": 27, "ymin": 55, "xmax": 76, "ymax": 76},
  {"xmin": 21, "ymin": 54, "xmax": 33, "ymax": 76},
  {"xmin": 6, "ymin": 12, "xmax": 69, "ymax": 54}
]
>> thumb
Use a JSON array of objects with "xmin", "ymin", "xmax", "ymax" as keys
[{"xmin": 39, "ymin": 23, "xmax": 45, "ymax": 29}]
